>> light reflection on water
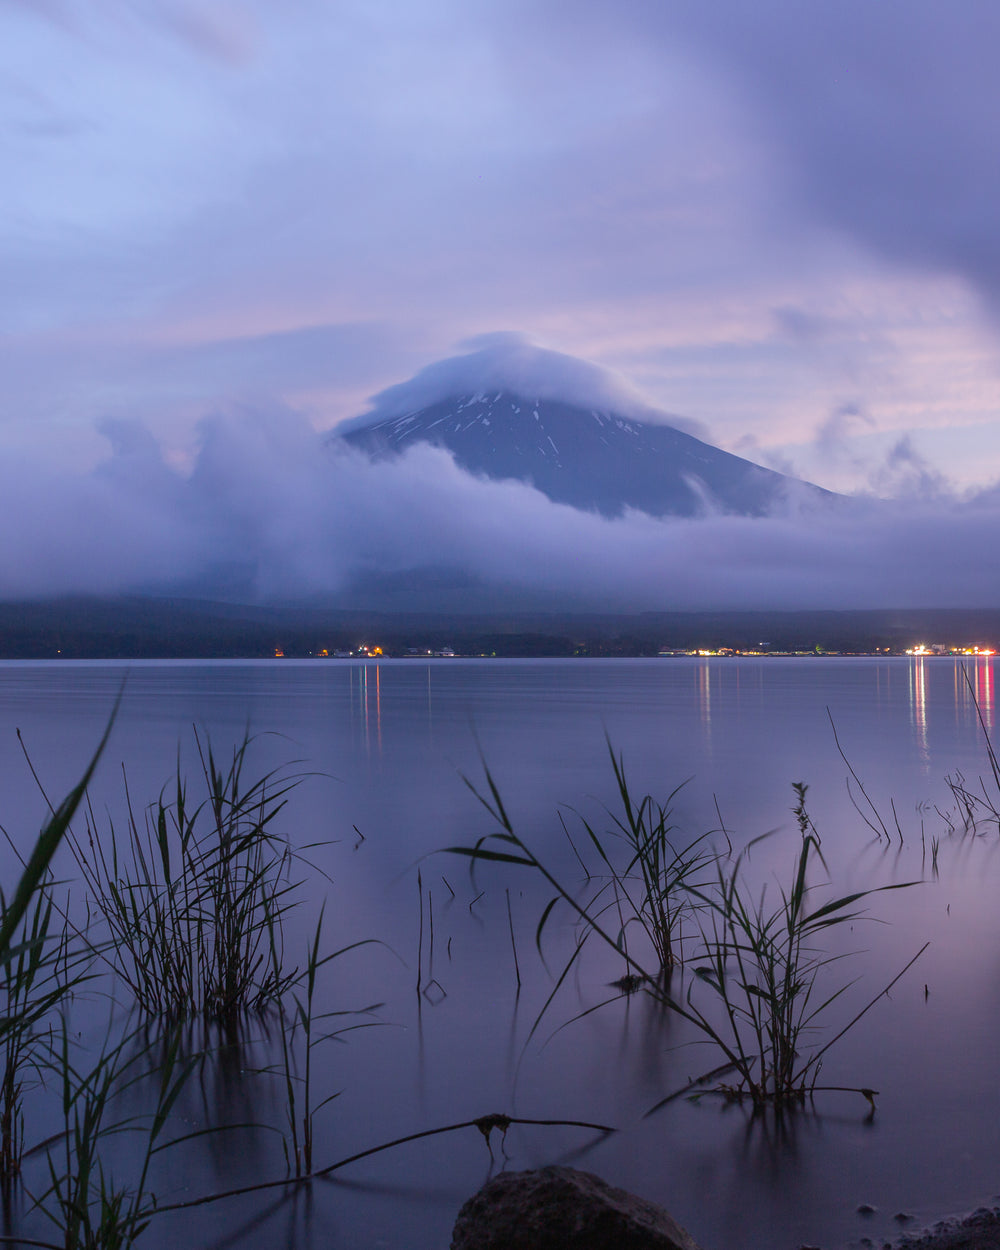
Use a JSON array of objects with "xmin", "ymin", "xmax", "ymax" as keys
[
  {"xmin": 697, "ymin": 659, "xmax": 712, "ymax": 741},
  {"xmin": 351, "ymin": 661, "xmax": 384, "ymax": 758},
  {"xmin": 2, "ymin": 657, "xmax": 1000, "ymax": 1250},
  {"xmin": 909, "ymin": 655, "xmax": 930, "ymax": 768}
]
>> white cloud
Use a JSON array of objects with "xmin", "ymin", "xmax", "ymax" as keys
[
  {"xmin": 4, "ymin": 0, "xmax": 1000, "ymax": 500},
  {"xmin": 341, "ymin": 333, "xmax": 703, "ymax": 433}
]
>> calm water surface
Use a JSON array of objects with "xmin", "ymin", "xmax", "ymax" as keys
[{"xmin": 2, "ymin": 657, "xmax": 998, "ymax": 1250}]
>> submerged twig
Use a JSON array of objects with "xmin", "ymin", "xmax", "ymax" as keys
[
  {"xmin": 151, "ymin": 1113, "xmax": 616, "ymax": 1213},
  {"xmin": 505, "ymin": 889, "xmax": 521, "ymax": 990}
]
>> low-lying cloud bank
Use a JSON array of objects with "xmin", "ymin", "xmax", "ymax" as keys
[{"xmin": 3, "ymin": 407, "xmax": 999, "ymax": 611}]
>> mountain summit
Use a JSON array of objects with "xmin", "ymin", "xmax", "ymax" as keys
[{"xmin": 341, "ymin": 389, "xmax": 828, "ymax": 519}]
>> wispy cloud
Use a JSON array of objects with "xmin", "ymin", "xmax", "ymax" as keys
[{"xmin": 4, "ymin": 1, "xmax": 1000, "ymax": 499}]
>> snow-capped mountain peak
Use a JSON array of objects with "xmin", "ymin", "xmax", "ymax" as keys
[{"xmin": 340, "ymin": 388, "xmax": 829, "ymax": 518}]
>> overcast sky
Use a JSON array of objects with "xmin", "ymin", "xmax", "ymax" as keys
[{"xmin": 4, "ymin": 1, "xmax": 1000, "ymax": 607}]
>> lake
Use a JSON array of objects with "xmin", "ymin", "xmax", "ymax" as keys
[{"xmin": 1, "ymin": 656, "xmax": 998, "ymax": 1250}]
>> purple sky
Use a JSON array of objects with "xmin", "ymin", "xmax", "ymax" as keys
[{"xmin": 4, "ymin": 1, "xmax": 1000, "ymax": 606}]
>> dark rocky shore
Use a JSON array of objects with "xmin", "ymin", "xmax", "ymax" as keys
[
  {"xmin": 885, "ymin": 1207, "xmax": 1000, "ymax": 1250},
  {"xmin": 449, "ymin": 1168, "xmax": 1000, "ymax": 1250}
]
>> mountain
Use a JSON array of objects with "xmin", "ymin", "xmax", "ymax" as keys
[{"xmin": 339, "ymin": 390, "xmax": 830, "ymax": 518}]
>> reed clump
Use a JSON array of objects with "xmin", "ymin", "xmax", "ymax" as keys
[
  {"xmin": 571, "ymin": 745, "xmax": 718, "ymax": 976},
  {"xmin": 448, "ymin": 760, "xmax": 924, "ymax": 1110},
  {"xmin": 0, "ymin": 712, "xmax": 204, "ymax": 1248},
  {"xmin": 70, "ymin": 731, "xmax": 305, "ymax": 1026},
  {"xmin": 678, "ymin": 784, "xmax": 923, "ymax": 1106},
  {"xmin": 1, "ymin": 721, "xmax": 384, "ymax": 1247}
]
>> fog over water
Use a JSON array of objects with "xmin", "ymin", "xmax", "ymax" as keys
[{"xmin": 2, "ymin": 339, "xmax": 999, "ymax": 611}]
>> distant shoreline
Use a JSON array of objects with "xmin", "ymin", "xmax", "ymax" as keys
[
  {"xmin": 2, "ymin": 595, "xmax": 1000, "ymax": 661},
  {"xmin": 0, "ymin": 648, "xmax": 994, "ymax": 662}
]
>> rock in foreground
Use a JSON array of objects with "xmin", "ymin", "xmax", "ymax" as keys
[{"xmin": 451, "ymin": 1165, "xmax": 704, "ymax": 1250}]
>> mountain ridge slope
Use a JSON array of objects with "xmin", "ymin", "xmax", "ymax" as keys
[{"xmin": 340, "ymin": 389, "xmax": 831, "ymax": 518}]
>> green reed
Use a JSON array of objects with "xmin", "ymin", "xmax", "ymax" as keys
[
  {"xmin": 264, "ymin": 908, "xmax": 382, "ymax": 1178},
  {"xmin": 33, "ymin": 1024, "xmax": 193, "ymax": 1250},
  {"xmin": 570, "ymin": 744, "xmax": 718, "ymax": 976},
  {"xmin": 0, "ymin": 891, "xmax": 71, "ymax": 1185},
  {"xmin": 0, "ymin": 711, "xmax": 116, "ymax": 1185},
  {"xmin": 70, "ymin": 731, "xmax": 305, "ymax": 1025}
]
